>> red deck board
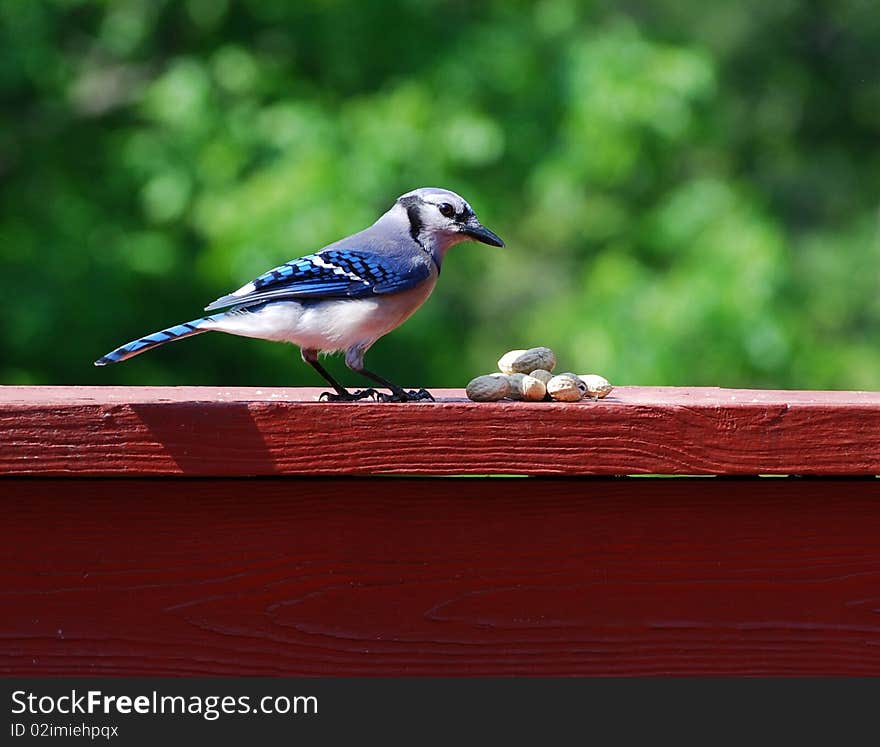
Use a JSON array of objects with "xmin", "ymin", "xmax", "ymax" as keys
[
  {"xmin": 3, "ymin": 477, "xmax": 880, "ymax": 676},
  {"xmin": 1, "ymin": 385, "xmax": 879, "ymax": 475}
]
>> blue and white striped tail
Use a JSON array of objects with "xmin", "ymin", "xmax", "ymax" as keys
[{"xmin": 94, "ymin": 317, "xmax": 213, "ymax": 366}]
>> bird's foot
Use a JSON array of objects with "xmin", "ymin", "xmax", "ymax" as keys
[
  {"xmin": 375, "ymin": 388, "xmax": 435, "ymax": 403},
  {"xmin": 318, "ymin": 388, "xmax": 378, "ymax": 402}
]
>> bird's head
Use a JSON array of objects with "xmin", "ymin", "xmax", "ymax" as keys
[{"xmin": 391, "ymin": 187, "xmax": 504, "ymax": 259}]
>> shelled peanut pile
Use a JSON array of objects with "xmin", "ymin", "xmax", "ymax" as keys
[{"xmin": 465, "ymin": 347, "xmax": 613, "ymax": 403}]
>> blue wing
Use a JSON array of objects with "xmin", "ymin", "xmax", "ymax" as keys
[{"xmin": 204, "ymin": 249, "xmax": 431, "ymax": 312}]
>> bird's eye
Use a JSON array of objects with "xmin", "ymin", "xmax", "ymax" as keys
[{"xmin": 438, "ymin": 203, "xmax": 455, "ymax": 218}]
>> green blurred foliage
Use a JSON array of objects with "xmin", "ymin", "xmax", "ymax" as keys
[{"xmin": 2, "ymin": 0, "xmax": 879, "ymax": 388}]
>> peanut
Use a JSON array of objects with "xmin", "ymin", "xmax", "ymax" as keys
[
  {"xmin": 528, "ymin": 369, "xmax": 553, "ymax": 385},
  {"xmin": 546, "ymin": 373, "xmax": 587, "ymax": 402},
  {"xmin": 466, "ymin": 374, "xmax": 510, "ymax": 402},
  {"xmin": 506, "ymin": 373, "xmax": 546, "ymax": 401},
  {"xmin": 497, "ymin": 347, "xmax": 557, "ymax": 375},
  {"xmin": 579, "ymin": 374, "xmax": 613, "ymax": 400}
]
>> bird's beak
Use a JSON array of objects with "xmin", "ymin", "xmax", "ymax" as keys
[{"xmin": 462, "ymin": 219, "xmax": 505, "ymax": 247}]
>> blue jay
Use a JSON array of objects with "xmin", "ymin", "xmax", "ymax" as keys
[{"xmin": 95, "ymin": 187, "xmax": 504, "ymax": 402}]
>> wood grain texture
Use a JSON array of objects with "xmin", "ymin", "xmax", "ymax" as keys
[
  {"xmin": 2, "ymin": 386, "xmax": 880, "ymax": 475},
  {"xmin": 3, "ymin": 478, "xmax": 880, "ymax": 676}
]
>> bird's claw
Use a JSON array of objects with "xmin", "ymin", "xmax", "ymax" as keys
[
  {"xmin": 318, "ymin": 388, "xmax": 378, "ymax": 402},
  {"xmin": 409, "ymin": 388, "xmax": 435, "ymax": 402},
  {"xmin": 318, "ymin": 387, "xmax": 433, "ymax": 403},
  {"xmin": 375, "ymin": 388, "xmax": 435, "ymax": 403}
]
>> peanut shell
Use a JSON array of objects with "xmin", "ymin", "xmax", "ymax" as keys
[
  {"xmin": 546, "ymin": 373, "xmax": 587, "ymax": 402},
  {"xmin": 497, "ymin": 347, "xmax": 557, "ymax": 375},
  {"xmin": 506, "ymin": 373, "xmax": 546, "ymax": 401},
  {"xmin": 529, "ymin": 369, "xmax": 553, "ymax": 385},
  {"xmin": 466, "ymin": 374, "xmax": 510, "ymax": 402},
  {"xmin": 505, "ymin": 373, "xmax": 526, "ymax": 400},
  {"xmin": 579, "ymin": 374, "xmax": 613, "ymax": 400}
]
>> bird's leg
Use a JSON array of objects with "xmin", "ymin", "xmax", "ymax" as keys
[
  {"xmin": 301, "ymin": 349, "xmax": 377, "ymax": 402},
  {"xmin": 343, "ymin": 347, "xmax": 434, "ymax": 403}
]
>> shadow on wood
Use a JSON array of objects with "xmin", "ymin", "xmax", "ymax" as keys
[{"xmin": 131, "ymin": 402, "xmax": 277, "ymax": 474}]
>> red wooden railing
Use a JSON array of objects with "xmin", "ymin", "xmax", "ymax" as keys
[
  {"xmin": 3, "ymin": 386, "xmax": 880, "ymax": 675},
  {"xmin": 4, "ymin": 386, "xmax": 880, "ymax": 475}
]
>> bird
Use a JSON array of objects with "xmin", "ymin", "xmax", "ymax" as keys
[{"xmin": 94, "ymin": 187, "xmax": 504, "ymax": 402}]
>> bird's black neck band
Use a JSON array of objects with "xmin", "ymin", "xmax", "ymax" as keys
[{"xmin": 399, "ymin": 196, "xmax": 440, "ymax": 273}]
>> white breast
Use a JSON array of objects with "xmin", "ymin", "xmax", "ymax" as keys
[{"xmin": 204, "ymin": 272, "xmax": 438, "ymax": 353}]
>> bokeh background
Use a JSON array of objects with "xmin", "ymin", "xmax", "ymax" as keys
[{"xmin": 3, "ymin": 0, "xmax": 880, "ymax": 389}]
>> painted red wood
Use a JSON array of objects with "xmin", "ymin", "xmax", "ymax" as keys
[
  {"xmin": 3, "ymin": 478, "xmax": 879, "ymax": 676},
  {"xmin": 2, "ymin": 385, "xmax": 880, "ymax": 475}
]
